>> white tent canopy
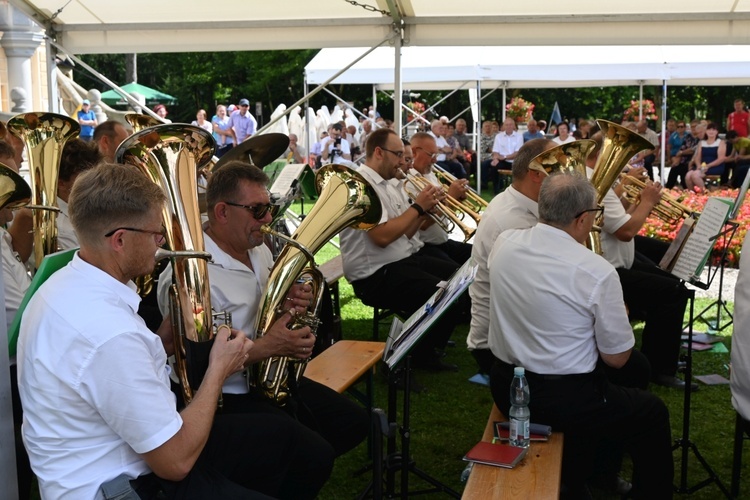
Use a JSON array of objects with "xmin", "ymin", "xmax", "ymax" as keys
[
  {"xmin": 8, "ymin": 0, "xmax": 750, "ymax": 54},
  {"xmin": 306, "ymin": 45, "xmax": 750, "ymax": 89}
]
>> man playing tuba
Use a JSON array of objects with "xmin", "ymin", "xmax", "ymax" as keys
[{"xmin": 156, "ymin": 161, "xmax": 369, "ymax": 486}]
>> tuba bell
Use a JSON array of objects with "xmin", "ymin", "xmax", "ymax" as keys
[
  {"xmin": 587, "ymin": 120, "xmax": 654, "ymax": 254},
  {"xmin": 0, "ymin": 162, "xmax": 32, "ymax": 211},
  {"xmin": 116, "ymin": 124, "xmax": 222, "ymax": 406},
  {"xmin": 251, "ymin": 163, "xmax": 381, "ymax": 404},
  {"xmin": 7, "ymin": 112, "xmax": 79, "ymax": 268},
  {"xmin": 528, "ymin": 139, "xmax": 596, "ymax": 177}
]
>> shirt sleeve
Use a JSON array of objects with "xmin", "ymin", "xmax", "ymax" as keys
[
  {"xmin": 600, "ymin": 188, "xmax": 631, "ymax": 234},
  {"xmin": 77, "ymin": 332, "xmax": 182, "ymax": 454},
  {"xmin": 591, "ymin": 268, "xmax": 635, "ymax": 355}
]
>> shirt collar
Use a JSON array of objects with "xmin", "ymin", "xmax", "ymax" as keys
[
  {"xmin": 506, "ymin": 185, "xmax": 539, "ymax": 218},
  {"xmin": 202, "ymin": 225, "xmax": 260, "ymax": 273},
  {"xmin": 70, "ymin": 252, "xmax": 140, "ymax": 313}
]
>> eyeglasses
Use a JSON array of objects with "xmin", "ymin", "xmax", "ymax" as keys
[
  {"xmin": 574, "ymin": 206, "xmax": 604, "ymax": 219},
  {"xmin": 413, "ymin": 147, "xmax": 438, "ymax": 160},
  {"xmin": 225, "ymin": 201, "xmax": 274, "ymax": 219},
  {"xmin": 404, "ymin": 156, "xmax": 414, "ymax": 164},
  {"xmin": 380, "ymin": 147, "xmax": 404, "ymax": 159},
  {"xmin": 104, "ymin": 226, "xmax": 166, "ymax": 245},
  {"xmin": 678, "ymin": 125, "xmax": 686, "ymax": 128}
]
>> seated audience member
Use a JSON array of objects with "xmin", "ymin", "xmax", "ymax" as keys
[
  {"xmin": 340, "ymin": 128, "xmax": 461, "ymax": 374},
  {"xmin": 157, "ymin": 161, "xmax": 368, "ymax": 460},
  {"xmin": 18, "ymin": 163, "xmax": 328, "ymax": 499},
  {"xmin": 552, "ymin": 121, "xmax": 575, "ymax": 145},
  {"xmin": 666, "ymin": 121, "xmax": 700, "ymax": 189},
  {"xmin": 489, "ymin": 173, "xmax": 673, "ymax": 499},
  {"xmin": 93, "ymin": 120, "xmax": 130, "ymax": 163},
  {"xmin": 522, "ymin": 119, "xmax": 545, "ymax": 143},
  {"xmin": 726, "ymin": 130, "xmax": 750, "ymax": 188},
  {"xmin": 320, "ymin": 123, "xmax": 352, "ymax": 165},
  {"xmin": 281, "ymin": 133, "xmax": 307, "ymax": 164},
  {"xmin": 685, "ymin": 122, "xmax": 726, "ymax": 191},
  {"xmin": 428, "ymin": 119, "xmax": 466, "ymax": 179},
  {"xmin": 481, "ymin": 118, "xmax": 523, "ymax": 194},
  {"xmin": 467, "ymin": 138, "xmax": 554, "ymax": 384}
]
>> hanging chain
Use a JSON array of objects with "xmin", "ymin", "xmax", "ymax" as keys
[{"xmin": 343, "ymin": 0, "xmax": 389, "ymax": 16}]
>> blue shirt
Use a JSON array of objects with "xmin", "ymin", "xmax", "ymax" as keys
[
  {"xmin": 669, "ymin": 131, "xmax": 686, "ymax": 157},
  {"xmin": 523, "ymin": 130, "xmax": 545, "ymax": 143},
  {"xmin": 77, "ymin": 109, "xmax": 96, "ymax": 138}
]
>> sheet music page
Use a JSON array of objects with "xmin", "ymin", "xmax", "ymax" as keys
[
  {"xmin": 269, "ymin": 163, "xmax": 306, "ymax": 197},
  {"xmin": 671, "ymin": 197, "xmax": 733, "ymax": 282}
]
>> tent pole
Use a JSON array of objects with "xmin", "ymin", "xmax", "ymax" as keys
[
  {"xmin": 372, "ymin": 85, "xmax": 377, "ymax": 123},
  {"xmin": 45, "ymin": 37, "xmax": 59, "ymax": 112},
  {"xmin": 257, "ymin": 33, "xmax": 396, "ymax": 135},
  {"xmin": 477, "ymin": 80, "xmax": 482, "ymax": 195},
  {"xmin": 451, "ymin": 85, "xmax": 503, "ymax": 122},
  {"xmin": 394, "ymin": 36, "xmax": 402, "ymax": 134},
  {"xmin": 661, "ymin": 80, "xmax": 667, "ymax": 185},
  {"xmin": 502, "ymin": 85, "xmax": 507, "ymax": 122},
  {"xmin": 638, "ymin": 81, "xmax": 644, "ymax": 121},
  {"xmin": 303, "ymin": 74, "xmax": 310, "ymax": 165}
]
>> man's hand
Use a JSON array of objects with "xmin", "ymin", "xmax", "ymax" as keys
[
  {"xmin": 448, "ymin": 179, "xmax": 469, "ymax": 201},
  {"xmin": 263, "ymin": 312, "xmax": 315, "ymax": 360},
  {"xmin": 415, "ymin": 183, "xmax": 442, "ymax": 212},
  {"xmin": 640, "ymin": 181, "xmax": 662, "ymax": 207},
  {"xmin": 283, "ymin": 280, "xmax": 314, "ymax": 315},
  {"xmin": 625, "ymin": 166, "xmax": 647, "ymax": 180},
  {"xmin": 207, "ymin": 325, "xmax": 254, "ymax": 381}
]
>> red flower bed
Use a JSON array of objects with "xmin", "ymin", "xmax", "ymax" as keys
[{"xmin": 638, "ymin": 187, "xmax": 749, "ymax": 268}]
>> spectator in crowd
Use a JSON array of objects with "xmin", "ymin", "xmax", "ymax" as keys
[
  {"xmin": 153, "ymin": 104, "xmax": 171, "ymax": 123},
  {"xmin": 725, "ymin": 130, "xmax": 750, "ymax": 188},
  {"xmin": 428, "ymin": 120, "xmax": 466, "ymax": 179},
  {"xmin": 634, "ymin": 120, "xmax": 660, "ymax": 180},
  {"xmin": 320, "ymin": 123, "xmax": 351, "ymax": 165},
  {"xmin": 281, "ymin": 133, "xmax": 307, "ymax": 164},
  {"xmin": 728, "ymin": 98, "xmax": 749, "ymax": 138},
  {"xmin": 231, "ymin": 98, "xmax": 257, "ymax": 143},
  {"xmin": 212, "ymin": 104, "xmax": 236, "ymax": 158},
  {"xmin": 667, "ymin": 120, "xmax": 700, "ymax": 189},
  {"xmin": 93, "ymin": 120, "xmax": 130, "ymax": 163},
  {"xmin": 523, "ymin": 119, "xmax": 545, "ymax": 143},
  {"xmin": 552, "ymin": 121, "xmax": 575, "ymax": 145},
  {"xmin": 482, "ymin": 118, "xmax": 523, "ymax": 194},
  {"xmin": 191, "ymin": 109, "xmax": 213, "ymax": 134},
  {"xmin": 77, "ymin": 99, "xmax": 98, "ymax": 141},
  {"xmin": 537, "ymin": 119, "xmax": 548, "ymax": 135},
  {"xmin": 685, "ymin": 122, "xmax": 726, "ymax": 192}
]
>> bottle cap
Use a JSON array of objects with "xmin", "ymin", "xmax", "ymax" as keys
[{"xmin": 514, "ymin": 366, "xmax": 525, "ymax": 376}]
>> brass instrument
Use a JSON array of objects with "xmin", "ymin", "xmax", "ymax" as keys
[
  {"xmin": 431, "ymin": 164, "xmax": 488, "ymax": 213},
  {"xmin": 124, "ymin": 113, "xmax": 162, "ymax": 132},
  {"xmin": 116, "ymin": 124, "xmax": 221, "ymax": 405},
  {"xmin": 528, "ymin": 139, "xmax": 596, "ymax": 176},
  {"xmin": 587, "ymin": 120, "xmax": 654, "ymax": 254},
  {"xmin": 7, "ymin": 112, "xmax": 79, "ymax": 268},
  {"xmin": 618, "ymin": 172, "xmax": 694, "ymax": 223},
  {"xmin": 251, "ymin": 163, "xmax": 381, "ymax": 404},
  {"xmin": 0, "ymin": 162, "xmax": 32, "ymax": 210},
  {"xmin": 398, "ymin": 169, "xmax": 476, "ymax": 242}
]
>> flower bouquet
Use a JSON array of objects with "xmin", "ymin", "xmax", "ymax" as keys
[{"xmin": 506, "ymin": 97, "xmax": 535, "ymax": 123}]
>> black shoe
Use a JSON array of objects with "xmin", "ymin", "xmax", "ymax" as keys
[
  {"xmin": 652, "ymin": 374, "xmax": 698, "ymax": 392},
  {"xmin": 412, "ymin": 357, "xmax": 459, "ymax": 372}
]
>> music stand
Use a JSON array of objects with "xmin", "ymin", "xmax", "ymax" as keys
[
  {"xmin": 363, "ymin": 261, "xmax": 476, "ymax": 499},
  {"xmin": 659, "ymin": 201, "xmax": 734, "ymax": 496}
]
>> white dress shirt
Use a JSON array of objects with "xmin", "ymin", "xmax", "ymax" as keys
[
  {"xmin": 319, "ymin": 136, "xmax": 351, "ymax": 164},
  {"xmin": 586, "ymin": 167, "xmax": 635, "ymax": 269},
  {"xmin": 57, "ymin": 197, "xmax": 79, "ymax": 250},
  {"xmin": 467, "ymin": 186, "xmax": 538, "ymax": 351},
  {"xmin": 488, "ymin": 224, "xmax": 634, "ymax": 374},
  {"xmin": 428, "ymin": 131, "xmax": 450, "ymax": 162},
  {"xmin": 18, "ymin": 254, "xmax": 182, "ymax": 500},
  {"xmin": 1, "ymin": 227, "xmax": 30, "ymax": 335},
  {"xmin": 340, "ymin": 164, "xmax": 419, "ymax": 282},
  {"xmin": 552, "ymin": 135, "xmax": 576, "ymax": 145},
  {"xmin": 158, "ymin": 228, "xmax": 274, "ymax": 394},
  {"xmin": 491, "ymin": 131, "xmax": 524, "ymax": 162},
  {"xmin": 732, "ymin": 236, "xmax": 750, "ymax": 420}
]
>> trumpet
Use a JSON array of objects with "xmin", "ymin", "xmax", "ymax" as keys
[
  {"xmin": 618, "ymin": 172, "xmax": 694, "ymax": 223},
  {"xmin": 431, "ymin": 165, "xmax": 488, "ymax": 213},
  {"xmin": 397, "ymin": 168, "xmax": 476, "ymax": 242}
]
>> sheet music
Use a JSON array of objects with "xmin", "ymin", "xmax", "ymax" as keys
[
  {"xmin": 269, "ymin": 163, "xmax": 306, "ymax": 197},
  {"xmin": 671, "ymin": 197, "xmax": 733, "ymax": 282}
]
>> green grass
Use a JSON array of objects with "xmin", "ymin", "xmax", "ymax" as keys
[{"xmin": 314, "ymin": 237, "xmax": 743, "ymax": 499}]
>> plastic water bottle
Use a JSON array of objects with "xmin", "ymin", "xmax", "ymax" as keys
[{"xmin": 509, "ymin": 366, "xmax": 530, "ymax": 448}]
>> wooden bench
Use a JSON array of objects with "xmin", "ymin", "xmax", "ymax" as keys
[
  {"xmin": 318, "ymin": 255, "xmax": 344, "ymax": 339},
  {"xmin": 305, "ymin": 340, "xmax": 385, "ymax": 410},
  {"xmin": 462, "ymin": 404, "xmax": 563, "ymax": 499}
]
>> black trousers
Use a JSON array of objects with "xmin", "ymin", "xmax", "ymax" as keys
[
  {"xmin": 352, "ymin": 253, "xmax": 460, "ymax": 361},
  {"xmin": 666, "ymin": 162, "xmax": 688, "ymax": 189},
  {"xmin": 490, "ymin": 360, "xmax": 673, "ymax": 499},
  {"xmin": 418, "ymin": 240, "xmax": 472, "ymax": 267},
  {"xmin": 617, "ymin": 238, "xmax": 688, "ymax": 376},
  {"xmin": 480, "ymin": 159, "xmax": 513, "ymax": 194}
]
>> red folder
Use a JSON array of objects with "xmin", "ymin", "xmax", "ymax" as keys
[{"xmin": 463, "ymin": 441, "xmax": 528, "ymax": 469}]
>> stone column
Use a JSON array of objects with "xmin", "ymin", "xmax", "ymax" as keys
[{"xmin": 0, "ymin": 2, "xmax": 44, "ymax": 112}]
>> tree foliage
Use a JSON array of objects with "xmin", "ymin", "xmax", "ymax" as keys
[{"xmin": 79, "ymin": 50, "xmax": 750, "ymax": 131}]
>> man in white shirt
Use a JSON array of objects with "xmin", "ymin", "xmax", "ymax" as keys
[
  {"xmin": 157, "ymin": 161, "xmax": 368, "ymax": 469},
  {"xmin": 407, "ymin": 133, "xmax": 472, "ymax": 266},
  {"xmin": 428, "ymin": 120, "xmax": 466, "ymax": 179},
  {"xmin": 340, "ymin": 128, "xmax": 461, "ymax": 372},
  {"xmin": 466, "ymin": 138, "xmax": 553, "ymax": 384},
  {"xmin": 481, "ymin": 118, "xmax": 524, "ymax": 194},
  {"xmin": 18, "ymin": 163, "xmax": 312, "ymax": 499},
  {"xmin": 488, "ymin": 173, "xmax": 673, "ymax": 499},
  {"xmin": 320, "ymin": 123, "xmax": 351, "ymax": 164},
  {"xmin": 634, "ymin": 120, "xmax": 661, "ymax": 180}
]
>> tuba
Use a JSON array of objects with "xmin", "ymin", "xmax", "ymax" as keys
[
  {"xmin": 116, "ymin": 124, "xmax": 222, "ymax": 405},
  {"xmin": 7, "ymin": 112, "xmax": 79, "ymax": 268},
  {"xmin": 587, "ymin": 120, "xmax": 653, "ymax": 254},
  {"xmin": 124, "ymin": 113, "xmax": 162, "ymax": 132},
  {"xmin": 528, "ymin": 139, "xmax": 596, "ymax": 177},
  {"xmin": 251, "ymin": 163, "xmax": 381, "ymax": 404},
  {"xmin": 618, "ymin": 172, "xmax": 695, "ymax": 224},
  {"xmin": 0, "ymin": 162, "xmax": 32, "ymax": 210}
]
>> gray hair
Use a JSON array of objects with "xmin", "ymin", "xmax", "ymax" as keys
[
  {"xmin": 69, "ymin": 163, "xmax": 166, "ymax": 247},
  {"xmin": 512, "ymin": 138, "xmax": 555, "ymax": 180},
  {"xmin": 538, "ymin": 172, "xmax": 596, "ymax": 227}
]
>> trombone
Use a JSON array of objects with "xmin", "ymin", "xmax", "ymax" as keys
[
  {"xmin": 618, "ymin": 172, "xmax": 695, "ymax": 223},
  {"xmin": 397, "ymin": 168, "xmax": 476, "ymax": 242},
  {"xmin": 431, "ymin": 164, "xmax": 488, "ymax": 214}
]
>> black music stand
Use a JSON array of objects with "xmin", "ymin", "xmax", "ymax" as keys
[
  {"xmin": 360, "ymin": 262, "xmax": 475, "ymax": 499},
  {"xmin": 693, "ymin": 221, "xmax": 739, "ymax": 332}
]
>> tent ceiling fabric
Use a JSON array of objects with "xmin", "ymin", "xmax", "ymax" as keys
[
  {"xmin": 8, "ymin": 0, "xmax": 750, "ymax": 53},
  {"xmin": 305, "ymin": 45, "xmax": 750, "ymax": 89}
]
